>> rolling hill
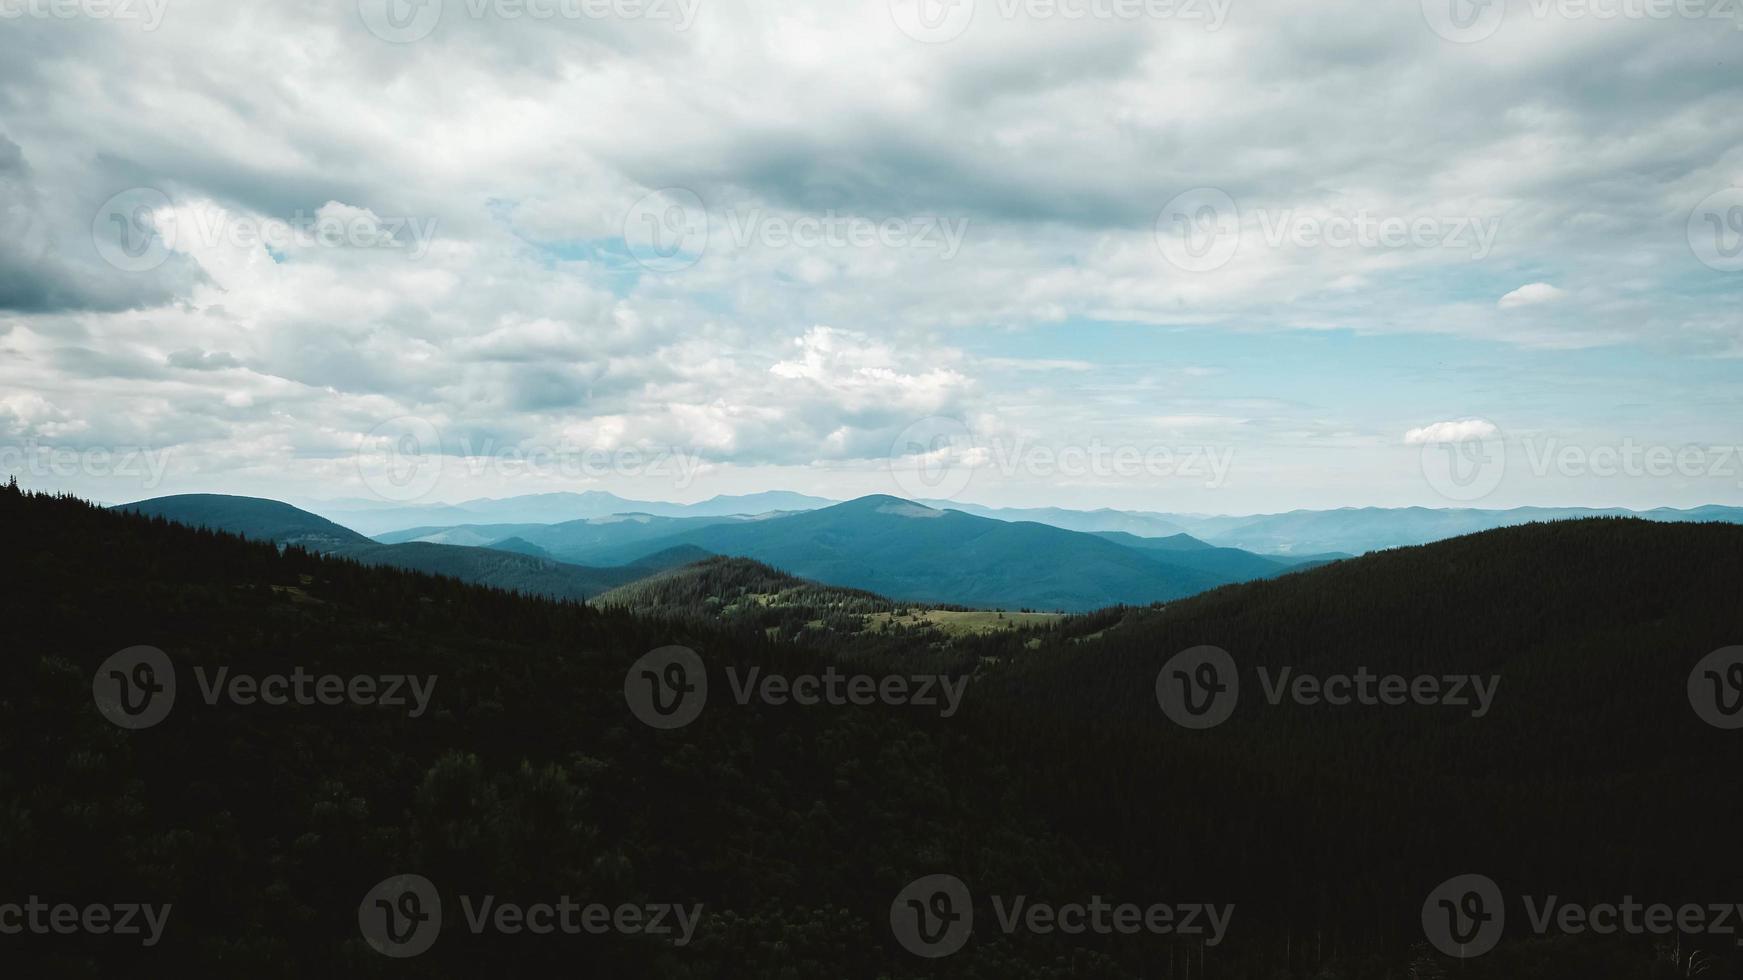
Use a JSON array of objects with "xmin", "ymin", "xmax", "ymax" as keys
[
  {"xmin": 598, "ymin": 555, "xmax": 1064, "ymax": 656},
  {"xmin": 114, "ymin": 493, "xmax": 374, "ymax": 552},
  {"xmin": 115, "ymin": 493, "xmax": 683, "ymax": 601},
  {"xmin": 598, "ymin": 554, "xmax": 896, "ymax": 613}
]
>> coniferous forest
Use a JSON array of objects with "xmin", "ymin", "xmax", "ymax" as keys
[{"xmin": 5, "ymin": 481, "xmax": 1742, "ymax": 978}]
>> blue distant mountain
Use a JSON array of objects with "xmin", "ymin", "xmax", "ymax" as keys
[
  {"xmin": 303, "ymin": 490, "xmax": 835, "ymax": 535},
  {"xmin": 574, "ymin": 495, "xmax": 1250, "ymax": 612},
  {"xmin": 126, "ymin": 491, "xmax": 1743, "ymax": 612}
]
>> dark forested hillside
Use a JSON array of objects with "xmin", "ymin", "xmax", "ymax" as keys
[
  {"xmin": 965, "ymin": 518, "xmax": 1743, "ymax": 970},
  {"xmin": 6, "ymin": 483, "xmax": 1743, "ymax": 978}
]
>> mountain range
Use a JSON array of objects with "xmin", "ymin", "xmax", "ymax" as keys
[
  {"xmin": 300, "ymin": 490, "xmax": 834, "ymax": 536},
  {"xmin": 118, "ymin": 491, "xmax": 1743, "ymax": 613},
  {"xmin": 297, "ymin": 490, "xmax": 1743, "ymax": 556},
  {"xmin": 120, "ymin": 493, "xmax": 1313, "ymax": 612}
]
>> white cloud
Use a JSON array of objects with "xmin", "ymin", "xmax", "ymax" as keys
[
  {"xmin": 0, "ymin": 393, "xmax": 86, "ymax": 439},
  {"xmin": 1498, "ymin": 283, "xmax": 1567, "ymax": 309},
  {"xmin": 1403, "ymin": 419, "xmax": 1500, "ymax": 445}
]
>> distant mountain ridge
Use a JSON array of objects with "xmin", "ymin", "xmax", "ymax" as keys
[
  {"xmin": 375, "ymin": 512, "xmax": 759, "ymax": 565},
  {"xmin": 120, "ymin": 493, "xmax": 1297, "ymax": 613},
  {"xmin": 121, "ymin": 492, "xmax": 1743, "ymax": 612},
  {"xmin": 1161, "ymin": 503, "xmax": 1743, "ymax": 554},
  {"xmin": 917, "ymin": 500, "xmax": 1190, "ymax": 538},
  {"xmin": 586, "ymin": 495, "xmax": 1242, "ymax": 612},
  {"xmin": 370, "ymin": 504, "xmax": 1315, "ymax": 610},
  {"xmin": 303, "ymin": 488, "xmax": 1743, "ymax": 556},
  {"xmin": 303, "ymin": 490, "xmax": 834, "ymax": 535}
]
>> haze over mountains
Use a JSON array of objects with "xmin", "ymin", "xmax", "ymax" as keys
[
  {"xmin": 299, "ymin": 489, "xmax": 1743, "ymax": 556},
  {"xmin": 113, "ymin": 490, "xmax": 1743, "ymax": 613},
  {"xmin": 302, "ymin": 490, "xmax": 836, "ymax": 536},
  {"xmin": 119, "ymin": 493, "xmax": 1313, "ymax": 612}
]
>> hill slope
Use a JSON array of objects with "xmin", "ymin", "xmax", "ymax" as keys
[
  {"xmin": 118, "ymin": 494, "xmax": 678, "ymax": 601},
  {"xmin": 1088, "ymin": 529, "xmax": 1292, "ymax": 580},
  {"xmin": 598, "ymin": 555, "xmax": 1063, "ymax": 656},
  {"xmin": 115, "ymin": 493, "xmax": 374, "ymax": 551}
]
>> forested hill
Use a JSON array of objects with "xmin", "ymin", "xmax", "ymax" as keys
[
  {"xmin": 115, "ymin": 493, "xmax": 683, "ymax": 602},
  {"xmin": 599, "ymin": 554, "xmax": 897, "ymax": 615},
  {"xmin": 115, "ymin": 492, "xmax": 373, "ymax": 551},
  {"xmin": 596, "ymin": 555, "xmax": 1032, "ymax": 659},
  {"xmin": 960, "ymin": 516, "xmax": 1743, "ymax": 974},
  {"xmin": 6, "ymin": 483, "xmax": 1743, "ymax": 978}
]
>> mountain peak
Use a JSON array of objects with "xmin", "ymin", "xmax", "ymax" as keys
[{"xmin": 832, "ymin": 494, "xmax": 939, "ymax": 515}]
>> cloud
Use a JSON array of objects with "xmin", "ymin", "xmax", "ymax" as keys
[
  {"xmin": 0, "ymin": 393, "xmax": 87, "ymax": 440},
  {"xmin": 0, "ymin": 0, "xmax": 1738, "ymax": 508},
  {"xmin": 1498, "ymin": 283, "xmax": 1567, "ymax": 309},
  {"xmin": 167, "ymin": 348, "xmax": 243, "ymax": 371},
  {"xmin": 1404, "ymin": 419, "xmax": 1500, "ymax": 445}
]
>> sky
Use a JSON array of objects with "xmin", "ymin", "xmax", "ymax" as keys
[{"xmin": 1, "ymin": 0, "xmax": 1740, "ymax": 514}]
